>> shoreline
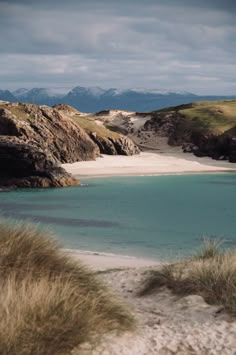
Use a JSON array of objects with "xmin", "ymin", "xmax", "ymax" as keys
[
  {"xmin": 77, "ymin": 169, "xmax": 235, "ymax": 179},
  {"xmin": 63, "ymin": 248, "xmax": 161, "ymax": 271},
  {"xmin": 63, "ymin": 151, "xmax": 236, "ymax": 178}
]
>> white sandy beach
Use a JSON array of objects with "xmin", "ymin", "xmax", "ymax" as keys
[
  {"xmin": 63, "ymin": 151, "xmax": 236, "ymax": 178},
  {"xmin": 69, "ymin": 250, "xmax": 236, "ymax": 355}
]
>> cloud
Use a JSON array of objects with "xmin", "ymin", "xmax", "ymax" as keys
[{"xmin": 0, "ymin": 0, "xmax": 235, "ymax": 94}]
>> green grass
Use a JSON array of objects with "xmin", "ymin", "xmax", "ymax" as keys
[
  {"xmin": 0, "ymin": 219, "xmax": 135, "ymax": 355},
  {"xmin": 72, "ymin": 115, "xmax": 120, "ymax": 139},
  {"xmin": 180, "ymin": 101, "xmax": 236, "ymax": 134},
  {"xmin": 155, "ymin": 100, "xmax": 236, "ymax": 136},
  {"xmin": 140, "ymin": 239, "xmax": 236, "ymax": 316}
]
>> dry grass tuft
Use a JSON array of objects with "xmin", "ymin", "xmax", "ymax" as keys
[
  {"xmin": 0, "ymin": 219, "xmax": 135, "ymax": 355},
  {"xmin": 194, "ymin": 238, "xmax": 224, "ymax": 260},
  {"xmin": 140, "ymin": 239, "xmax": 236, "ymax": 315}
]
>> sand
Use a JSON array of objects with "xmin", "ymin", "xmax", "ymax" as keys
[
  {"xmin": 64, "ymin": 249, "xmax": 159, "ymax": 271},
  {"xmin": 69, "ymin": 251, "xmax": 236, "ymax": 355},
  {"xmin": 63, "ymin": 151, "xmax": 236, "ymax": 178}
]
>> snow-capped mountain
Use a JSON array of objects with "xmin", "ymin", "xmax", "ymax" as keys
[
  {"xmin": 1, "ymin": 86, "xmax": 235, "ymax": 112},
  {"xmin": 13, "ymin": 88, "xmax": 30, "ymax": 98},
  {"xmin": 69, "ymin": 86, "xmax": 105, "ymax": 97}
]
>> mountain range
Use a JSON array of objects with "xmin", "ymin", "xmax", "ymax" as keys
[{"xmin": 1, "ymin": 86, "xmax": 236, "ymax": 112}]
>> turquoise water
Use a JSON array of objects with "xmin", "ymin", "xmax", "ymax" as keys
[{"xmin": 0, "ymin": 174, "xmax": 236, "ymax": 261}]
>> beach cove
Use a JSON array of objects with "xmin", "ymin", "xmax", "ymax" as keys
[
  {"xmin": 1, "ymin": 152, "xmax": 236, "ymax": 354},
  {"xmin": 1, "ymin": 149, "xmax": 236, "ymax": 261}
]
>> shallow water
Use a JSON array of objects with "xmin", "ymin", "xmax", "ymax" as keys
[{"xmin": 0, "ymin": 174, "xmax": 236, "ymax": 261}]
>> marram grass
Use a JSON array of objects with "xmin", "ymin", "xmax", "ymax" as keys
[
  {"xmin": 0, "ymin": 219, "xmax": 135, "ymax": 355},
  {"xmin": 140, "ymin": 239, "xmax": 236, "ymax": 315}
]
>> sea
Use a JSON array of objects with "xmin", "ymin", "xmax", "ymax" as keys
[{"xmin": 0, "ymin": 173, "xmax": 236, "ymax": 261}]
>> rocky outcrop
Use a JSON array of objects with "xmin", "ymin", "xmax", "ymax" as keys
[
  {"xmin": 143, "ymin": 112, "xmax": 182, "ymax": 140},
  {"xmin": 0, "ymin": 102, "xmax": 101, "ymax": 188},
  {"xmin": 0, "ymin": 137, "xmax": 78, "ymax": 188},
  {"xmin": 0, "ymin": 103, "xmax": 99, "ymax": 163},
  {"xmin": 89, "ymin": 132, "xmax": 140, "ymax": 155},
  {"xmin": 54, "ymin": 104, "xmax": 140, "ymax": 156}
]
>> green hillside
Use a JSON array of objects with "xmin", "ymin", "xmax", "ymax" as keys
[{"xmin": 158, "ymin": 100, "xmax": 236, "ymax": 135}]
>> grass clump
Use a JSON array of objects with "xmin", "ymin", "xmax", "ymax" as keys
[
  {"xmin": 140, "ymin": 239, "xmax": 236, "ymax": 315},
  {"xmin": 193, "ymin": 238, "xmax": 223, "ymax": 260},
  {"xmin": 0, "ymin": 219, "xmax": 135, "ymax": 355}
]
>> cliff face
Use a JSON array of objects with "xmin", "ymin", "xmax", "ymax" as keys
[
  {"xmin": 0, "ymin": 102, "xmax": 140, "ymax": 189},
  {"xmin": 0, "ymin": 102, "xmax": 100, "ymax": 188},
  {"xmin": 0, "ymin": 103, "xmax": 99, "ymax": 163},
  {"xmin": 54, "ymin": 104, "xmax": 140, "ymax": 156},
  {"xmin": 0, "ymin": 137, "xmax": 78, "ymax": 188}
]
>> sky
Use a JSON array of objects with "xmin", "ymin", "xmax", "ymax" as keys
[{"xmin": 0, "ymin": 0, "xmax": 236, "ymax": 94}]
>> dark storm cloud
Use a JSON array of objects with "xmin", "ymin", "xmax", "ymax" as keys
[{"xmin": 0, "ymin": 0, "xmax": 235, "ymax": 94}]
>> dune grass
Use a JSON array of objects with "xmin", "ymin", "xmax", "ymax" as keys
[
  {"xmin": 0, "ymin": 219, "xmax": 135, "ymax": 355},
  {"xmin": 140, "ymin": 239, "xmax": 236, "ymax": 315}
]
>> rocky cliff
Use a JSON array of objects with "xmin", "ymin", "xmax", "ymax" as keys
[
  {"xmin": 0, "ymin": 103, "xmax": 99, "ymax": 162},
  {"xmin": 0, "ymin": 102, "xmax": 140, "ymax": 188},
  {"xmin": 0, "ymin": 137, "xmax": 78, "ymax": 188},
  {"xmin": 0, "ymin": 102, "xmax": 100, "ymax": 188},
  {"xmin": 54, "ymin": 104, "xmax": 140, "ymax": 156}
]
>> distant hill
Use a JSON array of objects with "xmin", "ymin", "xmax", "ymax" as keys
[{"xmin": 0, "ymin": 86, "xmax": 236, "ymax": 112}]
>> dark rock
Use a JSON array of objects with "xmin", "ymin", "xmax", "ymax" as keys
[
  {"xmin": 0, "ymin": 102, "xmax": 100, "ymax": 188},
  {"xmin": 89, "ymin": 133, "xmax": 117, "ymax": 155},
  {"xmin": 229, "ymin": 138, "xmax": 236, "ymax": 162},
  {"xmin": 0, "ymin": 136, "xmax": 78, "ymax": 188},
  {"xmin": 89, "ymin": 133, "xmax": 140, "ymax": 155}
]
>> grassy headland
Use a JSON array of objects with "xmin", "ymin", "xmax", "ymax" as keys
[{"xmin": 158, "ymin": 100, "xmax": 236, "ymax": 135}]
